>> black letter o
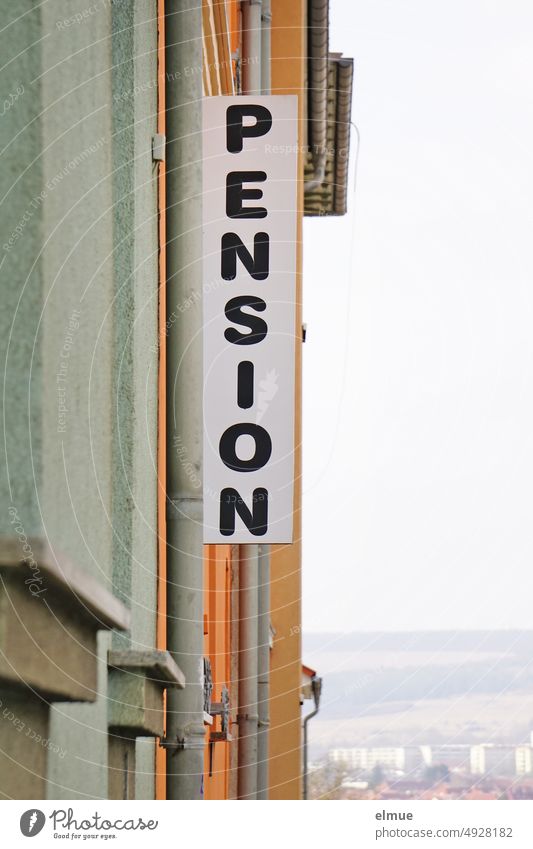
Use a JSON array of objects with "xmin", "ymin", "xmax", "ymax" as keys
[{"xmin": 219, "ymin": 423, "xmax": 272, "ymax": 472}]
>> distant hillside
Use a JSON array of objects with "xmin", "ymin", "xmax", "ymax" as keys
[
  {"xmin": 303, "ymin": 630, "xmax": 533, "ymax": 720},
  {"xmin": 311, "ymin": 660, "xmax": 533, "ymax": 719},
  {"xmin": 303, "ymin": 632, "xmax": 533, "ymax": 752}
]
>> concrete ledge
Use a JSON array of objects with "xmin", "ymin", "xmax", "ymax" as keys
[
  {"xmin": 0, "ymin": 535, "xmax": 130, "ymax": 631},
  {"xmin": 107, "ymin": 650, "xmax": 185, "ymax": 737},
  {"xmin": 0, "ymin": 535, "xmax": 130, "ymax": 701},
  {"xmin": 108, "ymin": 650, "xmax": 185, "ymax": 688}
]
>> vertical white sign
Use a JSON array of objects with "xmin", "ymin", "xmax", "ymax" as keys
[{"xmin": 203, "ymin": 96, "xmax": 298, "ymax": 543}]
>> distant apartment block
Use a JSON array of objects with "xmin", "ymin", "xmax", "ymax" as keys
[
  {"xmin": 422, "ymin": 744, "xmax": 471, "ymax": 771},
  {"xmin": 471, "ymin": 744, "xmax": 517, "ymax": 777},
  {"xmin": 330, "ymin": 747, "xmax": 423, "ymax": 773},
  {"xmin": 515, "ymin": 745, "xmax": 533, "ymax": 776},
  {"xmin": 331, "ymin": 742, "xmax": 533, "ymax": 779}
]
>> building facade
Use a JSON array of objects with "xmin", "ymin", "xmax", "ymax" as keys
[
  {"xmin": 0, "ymin": 0, "xmax": 352, "ymax": 800},
  {"xmin": 471, "ymin": 744, "xmax": 522, "ymax": 778},
  {"xmin": 515, "ymin": 746, "xmax": 533, "ymax": 776},
  {"xmin": 330, "ymin": 747, "xmax": 424, "ymax": 774}
]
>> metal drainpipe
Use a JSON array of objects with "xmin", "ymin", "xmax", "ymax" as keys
[
  {"xmin": 260, "ymin": 0, "xmax": 271, "ymax": 96},
  {"xmin": 256, "ymin": 544, "xmax": 270, "ymax": 799},
  {"xmin": 237, "ymin": 0, "xmax": 262, "ymax": 802},
  {"xmin": 238, "ymin": 545, "xmax": 259, "ymax": 799},
  {"xmin": 165, "ymin": 0, "xmax": 205, "ymax": 800},
  {"xmin": 303, "ymin": 676, "xmax": 322, "ymax": 800},
  {"xmin": 242, "ymin": 0, "xmax": 262, "ymax": 95},
  {"xmin": 256, "ymin": 0, "xmax": 271, "ymax": 801}
]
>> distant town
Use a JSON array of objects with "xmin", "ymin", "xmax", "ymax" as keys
[
  {"xmin": 310, "ymin": 737, "xmax": 533, "ymax": 799},
  {"xmin": 304, "ymin": 629, "xmax": 533, "ymax": 800}
]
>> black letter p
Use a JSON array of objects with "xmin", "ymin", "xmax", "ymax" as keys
[{"xmin": 227, "ymin": 105, "xmax": 273, "ymax": 153}]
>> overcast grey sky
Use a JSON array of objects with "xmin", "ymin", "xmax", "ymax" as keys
[{"xmin": 303, "ymin": 0, "xmax": 533, "ymax": 632}]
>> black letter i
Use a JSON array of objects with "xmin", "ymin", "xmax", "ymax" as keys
[{"xmin": 237, "ymin": 361, "xmax": 254, "ymax": 409}]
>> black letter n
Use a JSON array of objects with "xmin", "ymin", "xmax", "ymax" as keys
[
  {"xmin": 221, "ymin": 232, "xmax": 269, "ymax": 281},
  {"xmin": 220, "ymin": 488, "xmax": 268, "ymax": 536}
]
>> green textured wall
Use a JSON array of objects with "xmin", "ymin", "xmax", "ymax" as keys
[
  {"xmin": 39, "ymin": 0, "xmax": 115, "ymax": 799},
  {"xmin": 0, "ymin": 0, "xmax": 160, "ymax": 800},
  {"xmin": 110, "ymin": 0, "xmax": 159, "ymax": 654},
  {"xmin": 0, "ymin": 0, "xmax": 44, "ymax": 536},
  {"xmin": 110, "ymin": 0, "xmax": 159, "ymax": 799}
]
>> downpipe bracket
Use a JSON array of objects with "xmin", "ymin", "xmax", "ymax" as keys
[{"xmin": 159, "ymin": 725, "xmax": 206, "ymax": 752}]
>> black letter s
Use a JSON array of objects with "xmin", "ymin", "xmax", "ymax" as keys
[{"xmin": 224, "ymin": 296, "xmax": 267, "ymax": 345}]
